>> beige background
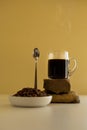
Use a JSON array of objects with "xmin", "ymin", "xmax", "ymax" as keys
[{"xmin": 0, "ymin": 0, "xmax": 87, "ymax": 94}]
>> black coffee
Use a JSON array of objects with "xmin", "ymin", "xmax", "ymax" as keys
[{"xmin": 48, "ymin": 59, "xmax": 69, "ymax": 79}]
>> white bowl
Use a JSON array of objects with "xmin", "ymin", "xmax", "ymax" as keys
[{"xmin": 9, "ymin": 95, "xmax": 52, "ymax": 107}]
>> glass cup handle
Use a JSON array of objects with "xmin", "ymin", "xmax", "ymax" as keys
[{"xmin": 68, "ymin": 58, "xmax": 77, "ymax": 76}]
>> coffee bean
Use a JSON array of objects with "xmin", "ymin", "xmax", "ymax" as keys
[{"xmin": 13, "ymin": 87, "xmax": 49, "ymax": 97}]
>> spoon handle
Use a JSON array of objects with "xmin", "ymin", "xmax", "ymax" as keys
[{"xmin": 34, "ymin": 60, "xmax": 37, "ymax": 89}]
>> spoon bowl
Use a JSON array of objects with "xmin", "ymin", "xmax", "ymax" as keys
[{"xmin": 33, "ymin": 48, "xmax": 40, "ymax": 60}]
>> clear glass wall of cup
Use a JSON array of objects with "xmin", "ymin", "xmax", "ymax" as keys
[{"xmin": 48, "ymin": 51, "xmax": 77, "ymax": 79}]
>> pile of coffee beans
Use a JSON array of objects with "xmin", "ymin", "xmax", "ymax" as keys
[{"xmin": 13, "ymin": 87, "xmax": 49, "ymax": 97}]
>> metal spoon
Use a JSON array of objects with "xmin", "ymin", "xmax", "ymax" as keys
[{"xmin": 33, "ymin": 48, "xmax": 40, "ymax": 89}]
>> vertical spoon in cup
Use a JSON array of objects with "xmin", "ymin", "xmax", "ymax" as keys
[{"xmin": 33, "ymin": 48, "xmax": 40, "ymax": 89}]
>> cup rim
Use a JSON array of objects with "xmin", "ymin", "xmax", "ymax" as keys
[{"xmin": 48, "ymin": 50, "xmax": 69, "ymax": 60}]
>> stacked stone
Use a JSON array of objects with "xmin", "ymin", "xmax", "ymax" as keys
[{"xmin": 43, "ymin": 79, "xmax": 80, "ymax": 103}]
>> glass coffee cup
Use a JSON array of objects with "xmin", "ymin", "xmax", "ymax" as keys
[{"xmin": 48, "ymin": 51, "xmax": 77, "ymax": 79}]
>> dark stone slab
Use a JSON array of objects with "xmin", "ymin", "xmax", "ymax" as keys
[{"xmin": 43, "ymin": 79, "xmax": 71, "ymax": 94}]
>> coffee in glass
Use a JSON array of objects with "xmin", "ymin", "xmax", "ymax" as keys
[{"xmin": 48, "ymin": 51, "xmax": 77, "ymax": 79}]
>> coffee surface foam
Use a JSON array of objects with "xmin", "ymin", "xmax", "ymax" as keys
[{"xmin": 48, "ymin": 51, "xmax": 69, "ymax": 60}]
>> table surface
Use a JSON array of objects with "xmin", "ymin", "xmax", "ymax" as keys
[{"xmin": 0, "ymin": 95, "xmax": 87, "ymax": 130}]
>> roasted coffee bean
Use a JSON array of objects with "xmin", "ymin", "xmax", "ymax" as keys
[{"xmin": 13, "ymin": 87, "xmax": 49, "ymax": 97}]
